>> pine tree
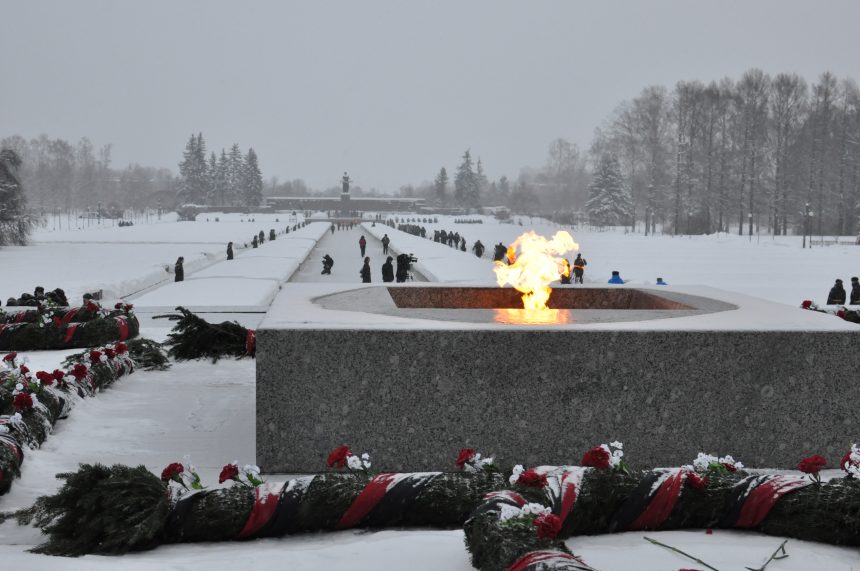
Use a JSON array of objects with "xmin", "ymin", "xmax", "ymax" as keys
[
  {"xmin": 242, "ymin": 148, "xmax": 263, "ymax": 207},
  {"xmin": 586, "ymin": 154, "xmax": 632, "ymax": 226},
  {"xmin": 476, "ymin": 157, "xmax": 489, "ymax": 199},
  {"xmin": 215, "ymin": 150, "xmax": 230, "ymax": 206},
  {"xmin": 177, "ymin": 133, "xmax": 209, "ymax": 204},
  {"xmin": 227, "ymin": 143, "xmax": 243, "ymax": 205},
  {"xmin": 0, "ymin": 148, "xmax": 34, "ymax": 246},
  {"xmin": 434, "ymin": 167, "xmax": 448, "ymax": 202},
  {"xmin": 207, "ymin": 152, "xmax": 218, "ymax": 204},
  {"xmin": 454, "ymin": 149, "xmax": 479, "ymax": 207}
]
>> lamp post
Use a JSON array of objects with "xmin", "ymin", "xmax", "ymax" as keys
[{"xmin": 802, "ymin": 202, "xmax": 810, "ymax": 248}]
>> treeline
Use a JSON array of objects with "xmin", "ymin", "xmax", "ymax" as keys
[
  {"xmin": 590, "ymin": 69, "xmax": 860, "ymax": 236},
  {"xmin": 176, "ymin": 133, "xmax": 263, "ymax": 207},
  {"xmin": 0, "ymin": 134, "xmax": 176, "ymax": 212}
]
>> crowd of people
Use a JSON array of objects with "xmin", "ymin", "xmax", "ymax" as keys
[{"xmin": 4, "ymin": 286, "xmax": 69, "ymax": 307}]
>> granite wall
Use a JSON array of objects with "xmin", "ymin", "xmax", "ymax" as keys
[{"xmin": 257, "ymin": 328, "xmax": 860, "ymax": 471}]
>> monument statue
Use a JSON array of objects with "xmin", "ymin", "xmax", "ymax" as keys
[{"xmin": 342, "ymin": 172, "xmax": 351, "ymax": 194}]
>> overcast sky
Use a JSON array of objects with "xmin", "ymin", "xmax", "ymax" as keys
[{"xmin": 3, "ymin": 0, "xmax": 860, "ymax": 192}]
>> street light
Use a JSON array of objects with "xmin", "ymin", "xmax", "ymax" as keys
[{"xmin": 748, "ymin": 212, "xmax": 753, "ymax": 242}]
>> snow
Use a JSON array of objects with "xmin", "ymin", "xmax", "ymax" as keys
[{"xmin": 2, "ymin": 211, "xmax": 859, "ymax": 569}]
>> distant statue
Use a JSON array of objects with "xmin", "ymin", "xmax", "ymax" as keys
[{"xmin": 342, "ymin": 172, "xmax": 351, "ymax": 194}]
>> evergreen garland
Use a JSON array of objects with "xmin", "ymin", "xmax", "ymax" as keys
[
  {"xmin": 0, "ymin": 308, "xmax": 139, "ymax": 351},
  {"xmin": 0, "ymin": 345, "xmax": 137, "ymax": 496},
  {"xmin": 17, "ymin": 464, "xmax": 505, "ymax": 556},
  {"xmin": 62, "ymin": 338, "xmax": 170, "ymax": 372},
  {"xmin": 155, "ymin": 307, "xmax": 253, "ymax": 362},
  {"xmin": 464, "ymin": 465, "xmax": 860, "ymax": 571}
]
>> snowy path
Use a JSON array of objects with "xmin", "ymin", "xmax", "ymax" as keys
[{"xmin": 290, "ymin": 224, "xmax": 426, "ymax": 283}]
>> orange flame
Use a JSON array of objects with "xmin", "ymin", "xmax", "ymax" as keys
[{"xmin": 493, "ymin": 230, "xmax": 580, "ymax": 309}]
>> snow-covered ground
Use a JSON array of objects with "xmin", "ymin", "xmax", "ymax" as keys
[{"xmin": 1, "ymin": 211, "xmax": 859, "ymax": 569}]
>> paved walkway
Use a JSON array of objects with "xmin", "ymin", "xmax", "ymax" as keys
[{"xmin": 290, "ymin": 225, "xmax": 426, "ymax": 283}]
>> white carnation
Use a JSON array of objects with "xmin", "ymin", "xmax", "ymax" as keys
[
  {"xmin": 498, "ymin": 504, "xmax": 520, "ymax": 522},
  {"xmin": 15, "ymin": 383, "xmax": 23, "ymax": 392},
  {"xmin": 610, "ymin": 441, "xmax": 623, "ymax": 450},
  {"xmin": 347, "ymin": 455, "xmax": 363, "ymax": 471},
  {"xmin": 0, "ymin": 425, "xmax": 8, "ymax": 434},
  {"xmin": 509, "ymin": 464, "xmax": 524, "ymax": 485}
]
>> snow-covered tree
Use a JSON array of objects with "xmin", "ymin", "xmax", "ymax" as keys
[
  {"xmin": 586, "ymin": 154, "xmax": 631, "ymax": 226},
  {"xmin": 454, "ymin": 149, "xmax": 480, "ymax": 207},
  {"xmin": 227, "ymin": 143, "xmax": 243, "ymax": 205},
  {"xmin": 0, "ymin": 148, "xmax": 34, "ymax": 246},
  {"xmin": 177, "ymin": 133, "xmax": 209, "ymax": 204},
  {"xmin": 434, "ymin": 167, "xmax": 448, "ymax": 202},
  {"xmin": 242, "ymin": 148, "xmax": 263, "ymax": 207}
]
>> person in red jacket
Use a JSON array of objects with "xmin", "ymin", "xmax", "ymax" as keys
[{"xmin": 359, "ymin": 235, "xmax": 367, "ymax": 257}]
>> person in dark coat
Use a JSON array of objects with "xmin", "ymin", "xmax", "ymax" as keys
[
  {"xmin": 359, "ymin": 235, "xmax": 367, "ymax": 257},
  {"xmin": 382, "ymin": 256, "xmax": 394, "ymax": 282},
  {"xmin": 175, "ymin": 256, "xmax": 185, "ymax": 282},
  {"xmin": 360, "ymin": 257, "xmax": 371, "ymax": 283},
  {"xmin": 258, "ymin": 230, "xmax": 265, "ymax": 244},
  {"xmin": 827, "ymin": 279, "xmax": 847, "ymax": 304},
  {"xmin": 493, "ymin": 242, "xmax": 507, "ymax": 262},
  {"xmin": 851, "ymin": 277, "xmax": 860, "ymax": 305},
  {"xmin": 572, "ymin": 253, "xmax": 587, "ymax": 284},
  {"xmin": 269, "ymin": 229, "xmax": 276, "ymax": 241},
  {"xmin": 395, "ymin": 253, "xmax": 410, "ymax": 283},
  {"xmin": 472, "ymin": 240, "xmax": 485, "ymax": 258},
  {"xmin": 322, "ymin": 254, "xmax": 334, "ymax": 275},
  {"xmin": 227, "ymin": 242, "xmax": 234, "ymax": 260},
  {"xmin": 252, "ymin": 235, "xmax": 258, "ymax": 248},
  {"xmin": 381, "ymin": 234, "xmax": 390, "ymax": 255}
]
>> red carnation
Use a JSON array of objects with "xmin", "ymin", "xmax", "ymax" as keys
[
  {"xmin": 2, "ymin": 352, "xmax": 16, "ymax": 362},
  {"xmin": 71, "ymin": 363, "xmax": 88, "ymax": 379},
  {"xmin": 581, "ymin": 446, "xmax": 611, "ymax": 470},
  {"xmin": 36, "ymin": 370, "xmax": 55, "ymax": 386},
  {"xmin": 124, "ymin": 304, "xmax": 134, "ymax": 312},
  {"xmin": 19, "ymin": 365, "xmax": 30, "ymax": 375},
  {"xmin": 837, "ymin": 309, "xmax": 847, "ymax": 319},
  {"xmin": 13, "ymin": 392, "xmax": 33, "ymax": 412},
  {"xmin": 722, "ymin": 462, "xmax": 737, "ymax": 473},
  {"xmin": 533, "ymin": 513, "xmax": 562, "ymax": 539},
  {"xmin": 115, "ymin": 343, "xmax": 128, "ymax": 354},
  {"xmin": 114, "ymin": 302, "xmax": 123, "ymax": 310},
  {"xmin": 517, "ymin": 468, "xmax": 548, "ymax": 488},
  {"xmin": 105, "ymin": 348, "xmax": 116, "ymax": 359},
  {"xmin": 327, "ymin": 445, "xmax": 351, "ymax": 468},
  {"xmin": 89, "ymin": 350, "xmax": 103, "ymax": 362},
  {"xmin": 218, "ymin": 463, "xmax": 240, "ymax": 484},
  {"xmin": 801, "ymin": 300, "xmax": 813, "ymax": 309},
  {"xmin": 52, "ymin": 369, "xmax": 65, "ymax": 382},
  {"xmin": 686, "ymin": 471, "xmax": 709, "ymax": 490},
  {"xmin": 798, "ymin": 454, "xmax": 827, "ymax": 474},
  {"xmin": 455, "ymin": 448, "xmax": 476, "ymax": 469},
  {"xmin": 161, "ymin": 462, "xmax": 184, "ymax": 482}
]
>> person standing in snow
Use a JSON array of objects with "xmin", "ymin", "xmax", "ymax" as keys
[
  {"xmin": 472, "ymin": 240, "xmax": 485, "ymax": 258},
  {"xmin": 321, "ymin": 254, "xmax": 334, "ymax": 275},
  {"xmin": 827, "ymin": 279, "xmax": 846, "ymax": 304},
  {"xmin": 381, "ymin": 233, "xmax": 390, "ymax": 255},
  {"xmin": 572, "ymin": 253, "xmax": 587, "ymax": 284},
  {"xmin": 174, "ymin": 256, "xmax": 185, "ymax": 282},
  {"xmin": 359, "ymin": 235, "xmax": 367, "ymax": 257},
  {"xmin": 851, "ymin": 277, "xmax": 860, "ymax": 305},
  {"xmin": 360, "ymin": 257, "xmax": 371, "ymax": 283},
  {"xmin": 226, "ymin": 242, "xmax": 234, "ymax": 260},
  {"xmin": 382, "ymin": 256, "xmax": 394, "ymax": 282},
  {"xmin": 258, "ymin": 230, "xmax": 265, "ymax": 244}
]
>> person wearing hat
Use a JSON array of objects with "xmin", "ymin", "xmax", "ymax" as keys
[
  {"xmin": 827, "ymin": 279, "xmax": 846, "ymax": 305},
  {"xmin": 608, "ymin": 270, "xmax": 625, "ymax": 284},
  {"xmin": 381, "ymin": 256, "xmax": 394, "ymax": 282},
  {"xmin": 656, "ymin": 277, "xmax": 668, "ymax": 286},
  {"xmin": 850, "ymin": 277, "xmax": 860, "ymax": 305}
]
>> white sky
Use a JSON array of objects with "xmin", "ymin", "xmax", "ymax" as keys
[{"xmin": 2, "ymin": 0, "xmax": 859, "ymax": 191}]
